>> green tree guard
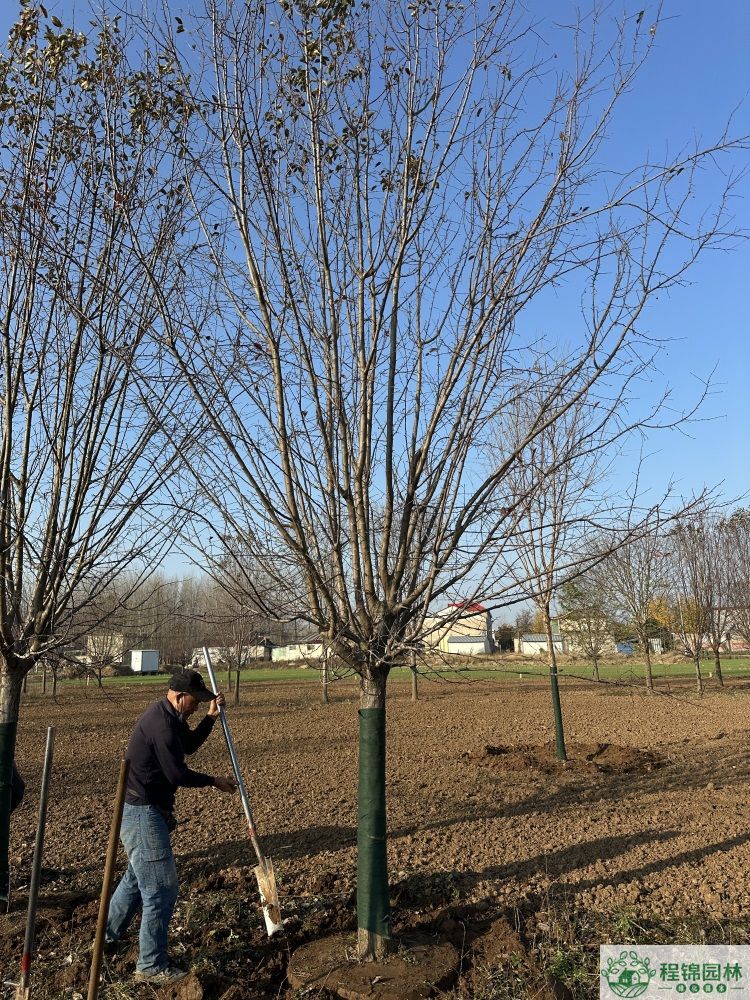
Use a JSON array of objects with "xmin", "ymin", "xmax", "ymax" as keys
[{"xmin": 357, "ymin": 708, "xmax": 390, "ymax": 955}]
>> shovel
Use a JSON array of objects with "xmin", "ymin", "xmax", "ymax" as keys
[{"xmin": 202, "ymin": 647, "xmax": 282, "ymax": 936}]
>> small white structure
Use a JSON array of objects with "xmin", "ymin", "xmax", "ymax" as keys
[
  {"xmin": 271, "ymin": 640, "xmax": 323, "ymax": 662},
  {"xmin": 446, "ymin": 634, "xmax": 492, "ymax": 656},
  {"xmin": 131, "ymin": 650, "xmax": 159, "ymax": 674},
  {"xmin": 423, "ymin": 602, "xmax": 494, "ymax": 655},
  {"xmin": 518, "ymin": 633, "xmax": 566, "ymax": 655},
  {"xmin": 192, "ymin": 643, "xmax": 272, "ymax": 667}
]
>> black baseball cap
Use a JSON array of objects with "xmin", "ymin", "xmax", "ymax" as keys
[{"xmin": 169, "ymin": 669, "xmax": 214, "ymax": 703}]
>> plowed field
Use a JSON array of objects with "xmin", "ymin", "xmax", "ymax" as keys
[{"xmin": 4, "ymin": 672, "xmax": 750, "ymax": 998}]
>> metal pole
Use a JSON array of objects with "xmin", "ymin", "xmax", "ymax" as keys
[
  {"xmin": 202, "ymin": 647, "xmax": 264, "ymax": 863},
  {"xmin": 16, "ymin": 727, "xmax": 55, "ymax": 1000},
  {"xmin": 87, "ymin": 758, "xmax": 130, "ymax": 1000}
]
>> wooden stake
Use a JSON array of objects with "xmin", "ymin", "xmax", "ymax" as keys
[
  {"xmin": 87, "ymin": 758, "xmax": 130, "ymax": 1000},
  {"xmin": 15, "ymin": 727, "xmax": 55, "ymax": 1000}
]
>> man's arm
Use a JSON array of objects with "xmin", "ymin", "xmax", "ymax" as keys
[
  {"xmin": 183, "ymin": 693, "xmax": 224, "ymax": 755},
  {"xmin": 152, "ymin": 718, "xmax": 215, "ymax": 789},
  {"xmin": 183, "ymin": 713, "xmax": 216, "ymax": 755}
]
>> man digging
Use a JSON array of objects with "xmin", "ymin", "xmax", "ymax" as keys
[{"xmin": 105, "ymin": 669, "xmax": 237, "ymax": 985}]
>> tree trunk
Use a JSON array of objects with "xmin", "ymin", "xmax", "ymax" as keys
[
  {"xmin": 52, "ymin": 668, "xmax": 58, "ymax": 698},
  {"xmin": 694, "ymin": 651, "xmax": 703, "ymax": 696},
  {"xmin": 643, "ymin": 634, "xmax": 654, "ymax": 693},
  {"xmin": 0, "ymin": 663, "xmax": 24, "ymax": 901},
  {"xmin": 544, "ymin": 611, "xmax": 567, "ymax": 762},
  {"xmin": 233, "ymin": 665, "xmax": 240, "ymax": 706},
  {"xmin": 410, "ymin": 650, "xmax": 418, "ymax": 702},
  {"xmin": 321, "ymin": 654, "xmax": 329, "ymax": 705},
  {"xmin": 713, "ymin": 647, "xmax": 724, "ymax": 687},
  {"xmin": 42, "ymin": 659, "xmax": 47, "ymax": 695},
  {"xmin": 592, "ymin": 651, "xmax": 600, "ymax": 682},
  {"xmin": 357, "ymin": 666, "xmax": 390, "ymax": 961}
]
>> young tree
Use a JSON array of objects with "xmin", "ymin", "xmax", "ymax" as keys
[
  {"xmin": 0, "ymin": 9, "xmax": 196, "ymax": 898},
  {"xmin": 494, "ymin": 623, "xmax": 515, "ymax": 653},
  {"xmin": 685, "ymin": 517, "xmax": 733, "ymax": 684},
  {"xmin": 150, "ymin": 0, "xmax": 743, "ymax": 959},
  {"xmin": 514, "ymin": 609, "xmax": 534, "ymax": 652},
  {"xmin": 557, "ymin": 574, "xmax": 612, "ymax": 681},
  {"xmin": 204, "ymin": 564, "xmax": 269, "ymax": 704},
  {"xmin": 667, "ymin": 518, "xmax": 725, "ymax": 694},
  {"xmin": 726, "ymin": 509, "xmax": 750, "ymax": 646},
  {"xmin": 602, "ymin": 531, "xmax": 673, "ymax": 691},
  {"xmin": 497, "ymin": 377, "xmax": 609, "ymax": 760}
]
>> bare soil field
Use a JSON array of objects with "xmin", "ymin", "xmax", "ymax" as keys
[{"xmin": 4, "ymin": 675, "xmax": 750, "ymax": 999}]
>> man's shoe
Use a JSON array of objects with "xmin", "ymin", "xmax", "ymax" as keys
[{"xmin": 134, "ymin": 965, "xmax": 188, "ymax": 985}]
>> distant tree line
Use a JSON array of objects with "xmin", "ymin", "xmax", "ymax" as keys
[{"xmin": 494, "ymin": 508, "xmax": 750, "ymax": 695}]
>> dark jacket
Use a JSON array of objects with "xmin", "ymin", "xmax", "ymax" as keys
[
  {"xmin": 125, "ymin": 697, "xmax": 216, "ymax": 812},
  {"xmin": 10, "ymin": 762, "xmax": 25, "ymax": 812}
]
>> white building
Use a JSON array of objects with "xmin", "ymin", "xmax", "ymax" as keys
[
  {"xmin": 423, "ymin": 602, "xmax": 493, "ymax": 656},
  {"xmin": 271, "ymin": 640, "xmax": 324, "ymax": 663},
  {"xmin": 518, "ymin": 633, "xmax": 567, "ymax": 655},
  {"xmin": 131, "ymin": 650, "xmax": 159, "ymax": 674},
  {"xmin": 192, "ymin": 643, "xmax": 272, "ymax": 668}
]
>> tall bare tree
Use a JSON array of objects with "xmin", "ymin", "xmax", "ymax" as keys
[
  {"xmin": 558, "ymin": 572, "xmax": 613, "ymax": 681},
  {"xmin": 0, "ymin": 9, "xmax": 196, "ymax": 898},
  {"xmin": 686, "ymin": 516, "xmax": 733, "ymax": 684},
  {"xmin": 667, "ymin": 518, "xmax": 728, "ymax": 694},
  {"xmin": 602, "ymin": 530, "xmax": 674, "ymax": 691},
  {"xmin": 496, "ymin": 375, "xmax": 611, "ymax": 760},
  {"xmin": 726, "ymin": 509, "xmax": 750, "ymax": 647},
  {"xmin": 149, "ymin": 0, "xmax": 744, "ymax": 959}
]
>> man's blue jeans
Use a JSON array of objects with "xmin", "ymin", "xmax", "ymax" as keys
[{"xmin": 106, "ymin": 804, "xmax": 179, "ymax": 975}]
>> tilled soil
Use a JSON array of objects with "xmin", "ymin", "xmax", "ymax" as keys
[{"xmin": 4, "ymin": 674, "xmax": 750, "ymax": 998}]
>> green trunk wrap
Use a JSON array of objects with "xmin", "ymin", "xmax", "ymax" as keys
[
  {"xmin": 549, "ymin": 670, "xmax": 567, "ymax": 761},
  {"xmin": 357, "ymin": 707, "xmax": 390, "ymax": 939},
  {"xmin": 0, "ymin": 721, "xmax": 17, "ymax": 899}
]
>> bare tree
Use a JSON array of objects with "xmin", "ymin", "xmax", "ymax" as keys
[
  {"xmin": 667, "ymin": 518, "xmax": 727, "ymax": 694},
  {"xmin": 204, "ymin": 566, "xmax": 268, "ymax": 705},
  {"xmin": 514, "ymin": 609, "xmax": 534, "ymax": 652},
  {"xmin": 726, "ymin": 509, "xmax": 750, "ymax": 646},
  {"xmin": 685, "ymin": 516, "xmax": 733, "ymax": 684},
  {"xmin": 557, "ymin": 572, "xmax": 613, "ymax": 681},
  {"xmin": 602, "ymin": 531, "xmax": 674, "ymax": 691},
  {"xmin": 147, "ymin": 0, "xmax": 745, "ymax": 959},
  {"xmin": 497, "ymin": 375, "xmax": 612, "ymax": 760},
  {"xmin": 0, "ymin": 9, "xmax": 196, "ymax": 898}
]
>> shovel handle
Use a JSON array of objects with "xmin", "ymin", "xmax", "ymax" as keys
[
  {"xmin": 202, "ymin": 648, "xmax": 265, "ymax": 865},
  {"xmin": 18, "ymin": 727, "xmax": 55, "ymax": 997}
]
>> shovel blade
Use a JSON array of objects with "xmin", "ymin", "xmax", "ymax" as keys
[{"xmin": 254, "ymin": 857, "xmax": 282, "ymax": 936}]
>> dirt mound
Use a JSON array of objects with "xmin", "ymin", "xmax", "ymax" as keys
[
  {"xmin": 478, "ymin": 741, "xmax": 664, "ymax": 775},
  {"xmin": 288, "ymin": 931, "xmax": 459, "ymax": 999}
]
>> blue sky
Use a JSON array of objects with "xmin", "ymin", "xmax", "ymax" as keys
[
  {"xmin": 592, "ymin": 0, "xmax": 750, "ymax": 509},
  {"xmin": 2, "ymin": 0, "xmax": 747, "ymax": 518}
]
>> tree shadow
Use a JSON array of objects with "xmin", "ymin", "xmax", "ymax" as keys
[
  {"xmin": 392, "ymin": 828, "xmax": 676, "ymax": 907},
  {"xmin": 392, "ymin": 828, "xmax": 750, "ymax": 915},
  {"xmin": 180, "ymin": 823, "xmax": 357, "ymax": 876},
  {"xmin": 449, "ymin": 828, "xmax": 750, "ymax": 909}
]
